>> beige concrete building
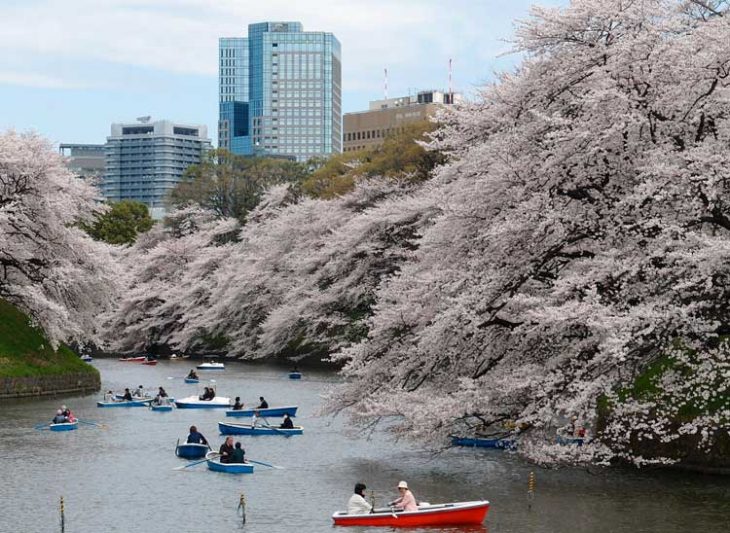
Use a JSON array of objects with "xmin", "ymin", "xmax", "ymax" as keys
[{"xmin": 343, "ymin": 90, "xmax": 461, "ymax": 152}]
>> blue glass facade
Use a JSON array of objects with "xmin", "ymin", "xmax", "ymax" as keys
[{"xmin": 219, "ymin": 22, "xmax": 341, "ymax": 161}]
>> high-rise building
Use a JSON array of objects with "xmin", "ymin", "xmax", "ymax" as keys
[
  {"xmin": 343, "ymin": 90, "xmax": 462, "ymax": 152},
  {"xmin": 102, "ymin": 117, "xmax": 211, "ymax": 219},
  {"xmin": 219, "ymin": 22, "xmax": 342, "ymax": 161},
  {"xmin": 59, "ymin": 143, "xmax": 106, "ymax": 180}
]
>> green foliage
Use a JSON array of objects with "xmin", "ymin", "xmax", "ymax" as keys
[
  {"xmin": 302, "ymin": 120, "xmax": 445, "ymax": 199},
  {"xmin": 82, "ymin": 200, "xmax": 154, "ymax": 245},
  {"xmin": 0, "ymin": 299, "xmax": 97, "ymax": 377},
  {"xmin": 168, "ymin": 149, "xmax": 308, "ymax": 222}
]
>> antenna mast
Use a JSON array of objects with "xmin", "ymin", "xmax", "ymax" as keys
[
  {"xmin": 384, "ymin": 67, "xmax": 388, "ymax": 100},
  {"xmin": 448, "ymin": 58, "xmax": 453, "ymax": 101}
]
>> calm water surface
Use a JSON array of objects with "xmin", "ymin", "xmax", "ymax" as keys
[{"xmin": 1, "ymin": 359, "xmax": 728, "ymax": 533}]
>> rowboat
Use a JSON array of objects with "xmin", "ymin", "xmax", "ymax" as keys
[
  {"xmin": 197, "ymin": 362, "xmax": 225, "ymax": 370},
  {"xmin": 225, "ymin": 405, "xmax": 298, "ymax": 418},
  {"xmin": 184, "ymin": 377, "xmax": 199, "ymax": 384},
  {"xmin": 175, "ymin": 439, "xmax": 209, "ymax": 459},
  {"xmin": 332, "ymin": 500, "xmax": 490, "ymax": 527},
  {"xmin": 218, "ymin": 421, "xmax": 303, "ymax": 436},
  {"xmin": 49, "ymin": 421, "xmax": 78, "ymax": 431},
  {"xmin": 206, "ymin": 451, "xmax": 254, "ymax": 474},
  {"xmin": 451, "ymin": 436, "xmax": 516, "ymax": 450},
  {"xmin": 174, "ymin": 395, "xmax": 231, "ymax": 409},
  {"xmin": 119, "ymin": 356, "xmax": 146, "ymax": 362},
  {"xmin": 141, "ymin": 359, "xmax": 158, "ymax": 366},
  {"xmin": 97, "ymin": 399, "xmax": 153, "ymax": 407},
  {"xmin": 288, "ymin": 371, "xmax": 302, "ymax": 380},
  {"xmin": 556, "ymin": 435, "xmax": 585, "ymax": 446},
  {"xmin": 80, "ymin": 355, "xmax": 93, "ymax": 362}
]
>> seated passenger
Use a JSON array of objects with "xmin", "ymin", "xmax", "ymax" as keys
[
  {"xmin": 347, "ymin": 483, "xmax": 372, "ymax": 515},
  {"xmin": 389, "ymin": 481, "xmax": 417, "ymax": 512},
  {"xmin": 134, "ymin": 385, "xmax": 145, "ymax": 398},
  {"xmin": 104, "ymin": 390, "xmax": 115, "ymax": 402},
  {"xmin": 187, "ymin": 369, "xmax": 198, "ymax": 380},
  {"xmin": 232, "ymin": 397, "xmax": 244, "ymax": 410},
  {"xmin": 186, "ymin": 425, "xmax": 208, "ymax": 446},
  {"xmin": 52, "ymin": 410, "xmax": 67, "ymax": 424},
  {"xmin": 122, "ymin": 388, "xmax": 133, "ymax": 401},
  {"xmin": 219, "ymin": 437, "xmax": 234, "ymax": 464},
  {"xmin": 258, "ymin": 396, "xmax": 269, "ymax": 409},
  {"xmin": 280, "ymin": 414, "xmax": 294, "ymax": 429},
  {"xmin": 229, "ymin": 442, "xmax": 245, "ymax": 463}
]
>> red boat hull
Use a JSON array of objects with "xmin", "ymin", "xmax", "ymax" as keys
[
  {"xmin": 141, "ymin": 360, "xmax": 158, "ymax": 366},
  {"xmin": 332, "ymin": 501, "xmax": 489, "ymax": 527}
]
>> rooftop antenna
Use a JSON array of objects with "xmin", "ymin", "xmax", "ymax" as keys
[
  {"xmin": 448, "ymin": 58, "xmax": 453, "ymax": 102},
  {"xmin": 384, "ymin": 68, "xmax": 388, "ymax": 100}
]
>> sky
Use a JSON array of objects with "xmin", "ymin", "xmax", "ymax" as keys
[{"xmin": 0, "ymin": 0, "xmax": 567, "ymax": 146}]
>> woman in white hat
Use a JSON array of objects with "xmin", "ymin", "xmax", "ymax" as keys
[{"xmin": 389, "ymin": 480, "xmax": 417, "ymax": 512}]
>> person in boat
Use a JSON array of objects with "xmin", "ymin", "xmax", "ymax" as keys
[
  {"xmin": 158, "ymin": 386, "xmax": 168, "ymax": 398},
  {"xmin": 122, "ymin": 388, "xmax": 133, "ymax": 401},
  {"xmin": 134, "ymin": 385, "xmax": 146, "ymax": 398},
  {"xmin": 187, "ymin": 369, "xmax": 198, "ymax": 380},
  {"xmin": 229, "ymin": 442, "xmax": 246, "ymax": 463},
  {"xmin": 52, "ymin": 409, "xmax": 68, "ymax": 424},
  {"xmin": 258, "ymin": 396, "xmax": 269, "ymax": 409},
  {"xmin": 186, "ymin": 426, "xmax": 209, "ymax": 446},
  {"xmin": 219, "ymin": 436, "xmax": 235, "ymax": 464},
  {"xmin": 347, "ymin": 483, "xmax": 372, "ymax": 515},
  {"xmin": 251, "ymin": 411, "xmax": 259, "ymax": 427},
  {"xmin": 60, "ymin": 405, "xmax": 75, "ymax": 422},
  {"xmin": 232, "ymin": 397, "xmax": 244, "ymax": 410},
  {"xmin": 389, "ymin": 481, "xmax": 417, "ymax": 512},
  {"xmin": 104, "ymin": 390, "xmax": 115, "ymax": 402},
  {"xmin": 280, "ymin": 413, "xmax": 294, "ymax": 429}
]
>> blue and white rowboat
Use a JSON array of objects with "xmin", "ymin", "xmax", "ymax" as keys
[
  {"xmin": 49, "ymin": 421, "xmax": 78, "ymax": 431},
  {"xmin": 151, "ymin": 404, "xmax": 173, "ymax": 412},
  {"xmin": 225, "ymin": 405, "xmax": 298, "ymax": 418},
  {"xmin": 206, "ymin": 451, "xmax": 253, "ymax": 474},
  {"xmin": 218, "ymin": 421, "xmax": 303, "ymax": 436},
  {"xmin": 451, "ymin": 436, "xmax": 516, "ymax": 449},
  {"xmin": 196, "ymin": 362, "xmax": 225, "ymax": 370},
  {"xmin": 184, "ymin": 377, "xmax": 199, "ymax": 384},
  {"xmin": 174, "ymin": 396, "xmax": 231, "ymax": 409},
  {"xmin": 288, "ymin": 371, "xmax": 302, "ymax": 380},
  {"xmin": 175, "ymin": 439, "xmax": 209, "ymax": 459},
  {"xmin": 97, "ymin": 399, "xmax": 153, "ymax": 408}
]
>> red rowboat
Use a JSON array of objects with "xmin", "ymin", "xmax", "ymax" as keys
[
  {"xmin": 332, "ymin": 500, "xmax": 489, "ymax": 527},
  {"xmin": 141, "ymin": 360, "xmax": 158, "ymax": 366},
  {"xmin": 118, "ymin": 356, "xmax": 146, "ymax": 362}
]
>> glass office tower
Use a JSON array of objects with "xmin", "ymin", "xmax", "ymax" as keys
[{"xmin": 218, "ymin": 22, "xmax": 341, "ymax": 161}]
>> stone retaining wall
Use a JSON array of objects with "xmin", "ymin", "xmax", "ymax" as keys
[{"xmin": 0, "ymin": 372, "xmax": 100, "ymax": 399}]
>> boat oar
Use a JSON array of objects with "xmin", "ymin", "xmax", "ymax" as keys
[
  {"xmin": 34, "ymin": 422, "xmax": 50, "ymax": 431},
  {"xmin": 246, "ymin": 459, "xmax": 284, "ymax": 470},
  {"xmin": 174, "ymin": 452, "xmax": 219, "ymax": 471},
  {"xmin": 78, "ymin": 419, "xmax": 108, "ymax": 429}
]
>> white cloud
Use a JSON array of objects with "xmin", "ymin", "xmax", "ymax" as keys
[{"xmin": 0, "ymin": 0, "xmax": 561, "ymax": 93}]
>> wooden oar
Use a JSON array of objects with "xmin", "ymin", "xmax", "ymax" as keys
[
  {"xmin": 174, "ymin": 452, "xmax": 219, "ymax": 471},
  {"xmin": 78, "ymin": 419, "xmax": 107, "ymax": 429},
  {"xmin": 246, "ymin": 459, "xmax": 284, "ymax": 469}
]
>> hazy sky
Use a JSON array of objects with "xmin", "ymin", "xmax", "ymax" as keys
[{"xmin": 0, "ymin": 0, "xmax": 566, "ymax": 145}]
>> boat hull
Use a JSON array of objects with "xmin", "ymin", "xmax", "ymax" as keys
[
  {"xmin": 175, "ymin": 396, "xmax": 231, "ymax": 409},
  {"xmin": 332, "ymin": 501, "xmax": 489, "ymax": 527},
  {"xmin": 141, "ymin": 360, "xmax": 158, "ymax": 366},
  {"xmin": 176, "ymin": 442, "xmax": 209, "ymax": 459},
  {"xmin": 196, "ymin": 363, "xmax": 225, "ymax": 370},
  {"xmin": 218, "ymin": 421, "xmax": 303, "ymax": 436},
  {"xmin": 184, "ymin": 378, "xmax": 199, "ymax": 384},
  {"xmin": 205, "ymin": 452, "xmax": 253, "ymax": 474},
  {"xmin": 97, "ymin": 399, "xmax": 152, "ymax": 407},
  {"xmin": 49, "ymin": 422, "xmax": 78, "ymax": 431},
  {"xmin": 288, "ymin": 372, "xmax": 302, "ymax": 380},
  {"xmin": 151, "ymin": 404, "xmax": 173, "ymax": 412},
  {"xmin": 225, "ymin": 406, "xmax": 298, "ymax": 418},
  {"xmin": 451, "ymin": 436, "xmax": 516, "ymax": 450},
  {"xmin": 119, "ymin": 357, "xmax": 146, "ymax": 362}
]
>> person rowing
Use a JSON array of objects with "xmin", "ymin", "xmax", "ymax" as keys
[
  {"xmin": 389, "ymin": 481, "xmax": 417, "ymax": 512},
  {"xmin": 52, "ymin": 409, "xmax": 67, "ymax": 424},
  {"xmin": 187, "ymin": 369, "xmax": 198, "ymax": 380},
  {"xmin": 347, "ymin": 482, "xmax": 373, "ymax": 515},
  {"xmin": 186, "ymin": 426, "xmax": 208, "ymax": 446},
  {"xmin": 280, "ymin": 413, "xmax": 294, "ymax": 429}
]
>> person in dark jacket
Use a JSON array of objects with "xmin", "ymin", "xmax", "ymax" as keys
[
  {"xmin": 258, "ymin": 396, "xmax": 269, "ymax": 409},
  {"xmin": 52, "ymin": 410, "xmax": 67, "ymax": 424},
  {"xmin": 187, "ymin": 369, "xmax": 198, "ymax": 379},
  {"xmin": 230, "ymin": 442, "xmax": 245, "ymax": 463},
  {"xmin": 219, "ymin": 436, "xmax": 235, "ymax": 463},
  {"xmin": 280, "ymin": 414, "xmax": 294, "ymax": 429},
  {"xmin": 232, "ymin": 397, "xmax": 244, "ymax": 410},
  {"xmin": 186, "ymin": 426, "xmax": 208, "ymax": 446},
  {"xmin": 122, "ymin": 388, "xmax": 133, "ymax": 401}
]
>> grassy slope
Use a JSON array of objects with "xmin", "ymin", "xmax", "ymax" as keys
[{"xmin": 0, "ymin": 299, "xmax": 97, "ymax": 377}]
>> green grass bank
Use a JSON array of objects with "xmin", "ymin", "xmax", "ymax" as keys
[{"xmin": 0, "ymin": 299, "xmax": 99, "ymax": 398}]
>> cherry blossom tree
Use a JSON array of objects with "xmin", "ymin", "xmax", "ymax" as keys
[
  {"xmin": 0, "ymin": 131, "xmax": 118, "ymax": 345},
  {"xmin": 325, "ymin": 0, "xmax": 730, "ymax": 465}
]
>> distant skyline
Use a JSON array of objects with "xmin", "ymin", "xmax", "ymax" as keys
[{"xmin": 0, "ymin": 0, "xmax": 566, "ymax": 146}]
